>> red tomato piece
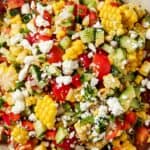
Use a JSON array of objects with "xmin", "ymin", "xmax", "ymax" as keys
[
  {"xmin": 22, "ymin": 121, "xmax": 34, "ymax": 131},
  {"xmin": 106, "ymin": 128, "xmax": 119, "ymax": 140},
  {"xmin": 75, "ymin": 4, "xmax": 88, "ymax": 18},
  {"xmin": 89, "ymin": 11, "xmax": 97, "ymax": 26},
  {"xmin": 48, "ymin": 46, "xmax": 64, "ymax": 63},
  {"xmin": 43, "ymin": 10, "xmax": 52, "ymax": 24},
  {"xmin": 45, "ymin": 130, "xmax": 56, "ymax": 140},
  {"xmin": 125, "ymin": 111, "xmax": 137, "ymax": 125},
  {"xmin": 52, "ymin": 83, "xmax": 71, "ymax": 102},
  {"xmin": 38, "ymin": 34, "xmax": 52, "ymax": 41},
  {"xmin": 6, "ymin": 0, "xmax": 24, "ymax": 9},
  {"xmin": 79, "ymin": 53, "xmax": 91, "ymax": 69},
  {"xmin": 110, "ymin": 2, "xmax": 120, "ymax": 7},
  {"xmin": 72, "ymin": 74, "xmax": 81, "ymax": 88},
  {"xmin": 2, "ymin": 113, "xmax": 10, "ymax": 125},
  {"xmin": 8, "ymin": 113, "xmax": 20, "ymax": 122},
  {"xmin": 26, "ymin": 34, "xmax": 37, "ymax": 45},
  {"xmin": 136, "ymin": 126, "xmax": 149, "ymax": 145},
  {"xmin": 92, "ymin": 52, "xmax": 111, "ymax": 80},
  {"xmin": 0, "ymin": 56, "xmax": 7, "ymax": 63}
]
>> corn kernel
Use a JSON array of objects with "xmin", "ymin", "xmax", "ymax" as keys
[
  {"xmin": 35, "ymin": 95, "xmax": 57, "ymax": 129},
  {"xmin": 135, "ymin": 75, "xmax": 143, "ymax": 84},
  {"xmin": 11, "ymin": 126, "xmax": 29, "ymax": 144},
  {"xmin": 53, "ymin": 1, "xmax": 65, "ymax": 15},
  {"xmin": 139, "ymin": 61, "xmax": 150, "ymax": 76},
  {"xmin": 25, "ymin": 96, "xmax": 37, "ymax": 106}
]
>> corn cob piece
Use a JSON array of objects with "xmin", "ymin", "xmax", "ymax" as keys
[
  {"xmin": 35, "ymin": 95, "xmax": 57, "ymax": 129},
  {"xmin": 11, "ymin": 126, "xmax": 29, "ymax": 144}
]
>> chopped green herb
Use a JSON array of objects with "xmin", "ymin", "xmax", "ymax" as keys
[{"xmin": 22, "ymin": 14, "xmax": 32, "ymax": 23}]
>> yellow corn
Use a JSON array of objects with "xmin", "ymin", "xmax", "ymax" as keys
[
  {"xmin": 35, "ymin": 144, "xmax": 47, "ymax": 150},
  {"xmin": 135, "ymin": 75, "xmax": 143, "ymax": 84},
  {"xmin": 25, "ymin": 96, "xmax": 37, "ymax": 106},
  {"xmin": 35, "ymin": 95, "xmax": 57, "ymax": 129},
  {"xmin": 10, "ymin": 15, "xmax": 22, "ymax": 24},
  {"xmin": 63, "ymin": 40, "xmax": 85, "ymax": 60},
  {"xmin": 53, "ymin": 1, "xmax": 65, "ymax": 15},
  {"xmin": 139, "ymin": 61, "xmax": 150, "ymax": 76},
  {"xmin": 56, "ymin": 29, "xmax": 66, "ymax": 40},
  {"xmin": 11, "ymin": 126, "xmax": 29, "ymax": 144},
  {"xmin": 0, "ymin": 63, "xmax": 18, "ymax": 91},
  {"xmin": 100, "ymin": 0, "xmax": 138, "ymax": 36}
]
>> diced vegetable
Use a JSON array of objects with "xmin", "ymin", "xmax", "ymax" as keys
[
  {"xmin": 102, "ymin": 44, "xmax": 115, "ymax": 54},
  {"xmin": 34, "ymin": 120, "xmax": 46, "ymax": 137},
  {"xmin": 80, "ymin": 28, "xmax": 95, "ymax": 43},
  {"xmin": 30, "ymin": 65, "xmax": 41, "ymax": 82},
  {"xmin": 139, "ymin": 61, "xmax": 150, "ymax": 76},
  {"xmin": 59, "ymin": 36, "xmax": 71, "ymax": 50},
  {"xmin": 55, "ymin": 127, "xmax": 68, "ymax": 144},
  {"xmin": 95, "ymin": 29, "xmax": 104, "ymax": 47}
]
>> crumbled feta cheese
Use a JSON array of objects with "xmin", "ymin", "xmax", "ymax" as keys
[
  {"xmin": 11, "ymin": 90, "xmax": 25, "ymax": 114},
  {"xmin": 27, "ymin": 21, "xmax": 37, "ymax": 33},
  {"xmin": 146, "ymin": 28, "xmax": 150, "ymax": 40},
  {"xmin": 110, "ymin": 40, "xmax": 117, "ymax": 47},
  {"xmin": 80, "ymin": 102, "xmax": 91, "ymax": 111},
  {"xmin": 20, "ymin": 39, "xmax": 32, "ymax": 50},
  {"xmin": 24, "ymin": 56, "xmax": 36, "ymax": 65},
  {"xmin": 31, "ymin": 1, "xmax": 35, "ymax": 9},
  {"xmin": 98, "ymin": 105, "xmax": 108, "ymax": 118},
  {"xmin": 88, "ymin": 43, "xmax": 96, "ymax": 52},
  {"xmin": 18, "ymin": 64, "xmax": 29, "ymax": 81},
  {"xmin": 88, "ymin": 52, "xmax": 94, "ymax": 58},
  {"xmin": 142, "ymin": 78, "xmax": 148, "ymax": 86},
  {"xmin": 38, "ymin": 40, "xmax": 53, "ymax": 54},
  {"xmin": 145, "ymin": 119, "xmax": 150, "ymax": 127},
  {"xmin": 29, "ymin": 113, "xmax": 37, "ymax": 121},
  {"xmin": 107, "ymin": 97, "xmax": 124, "ymax": 116},
  {"xmin": 81, "ymin": 112, "xmax": 91, "ymax": 118},
  {"xmin": 93, "ymin": 21, "xmax": 102, "ymax": 28},
  {"xmin": 129, "ymin": 30, "xmax": 138, "ymax": 39},
  {"xmin": 147, "ymin": 81, "xmax": 150, "ymax": 89},
  {"xmin": 10, "ymin": 34, "xmax": 23, "ymax": 45},
  {"xmin": 35, "ymin": 15, "xmax": 50, "ymax": 27},
  {"xmin": 29, "ymin": 131, "xmax": 36, "ymax": 137},
  {"xmin": 36, "ymin": 3, "xmax": 52, "ymax": 15},
  {"xmin": 90, "ymin": 77, "xmax": 99, "ymax": 87},
  {"xmin": 62, "ymin": 60, "xmax": 79, "ymax": 75},
  {"xmin": 59, "ymin": 9, "xmax": 72, "ymax": 20},
  {"xmin": 56, "ymin": 76, "xmax": 72, "ymax": 86},
  {"xmin": 21, "ymin": 3, "xmax": 30, "ymax": 14},
  {"xmin": 72, "ymin": 32, "xmax": 80, "ymax": 40}
]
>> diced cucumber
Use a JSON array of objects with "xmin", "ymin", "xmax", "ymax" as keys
[
  {"xmin": 130, "ymin": 99, "xmax": 141, "ymax": 109},
  {"xmin": 30, "ymin": 65, "xmax": 41, "ymax": 82},
  {"xmin": 102, "ymin": 44, "xmax": 114, "ymax": 54},
  {"xmin": 59, "ymin": 36, "xmax": 71, "ymax": 50},
  {"xmin": 55, "ymin": 127, "xmax": 68, "ymax": 144},
  {"xmin": 34, "ymin": 120, "xmax": 46, "ymax": 138},
  {"xmin": 119, "ymin": 85, "xmax": 136, "ymax": 111},
  {"xmin": 95, "ymin": 29, "xmax": 104, "ymax": 47},
  {"xmin": 80, "ymin": 28, "xmax": 95, "ymax": 43},
  {"xmin": 67, "ymin": 5, "xmax": 74, "ymax": 13},
  {"xmin": 120, "ymin": 36, "xmax": 139, "ymax": 53},
  {"xmin": 80, "ymin": 0, "xmax": 97, "ymax": 8},
  {"xmin": 138, "ymin": 37, "xmax": 145, "ymax": 49},
  {"xmin": 81, "ymin": 73, "xmax": 92, "ymax": 82},
  {"xmin": 142, "ymin": 15, "xmax": 150, "ymax": 28},
  {"xmin": 80, "ymin": 116, "xmax": 94, "ymax": 125},
  {"xmin": 111, "ymin": 48, "xmax": 126, "ymax": 70}
]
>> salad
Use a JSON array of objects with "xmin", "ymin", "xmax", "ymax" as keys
[{"xmin": 0, "ymin": 0, "xmax": 150, "ymax": 149}]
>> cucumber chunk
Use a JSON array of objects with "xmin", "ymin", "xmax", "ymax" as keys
[
  {"xmin": 55, "ymin": 127, "xmax": 68, "ymax": 144},
  {"xmin": 80, "ymin": 28, "xmax": 95, "ymax": 43},
  {"xmin": 95, "ymin": 29, "xmax": 104, "ymax": 47},
  {"xmin": 59, "ymin": 36, "xmax": 71, "ymax": 50},
  {"xmin": 119, "ymin": 85, "xmax": 136, "ymax": 111},
  {"xmin": 102, "ymin": 44, "xmax": 114, "ymax": 54}
]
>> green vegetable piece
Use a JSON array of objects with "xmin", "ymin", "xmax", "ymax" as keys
[
  {"xmin": 120, "ymin": 36, "xmax": 138, "ymax": 53},
  {"xmin": 0, "ymin": 98, "xmax": 4, "ymax": 109},
  {"xmin": 22, "ymin": 14, "xmax": 32, "ymax": 23},
  {"xmin": 119, "ymin": 85, "xmax": 136, "ymax": 111},
  {"xmin": 102, "ymin": 44, "xmax": 114, "ymax": 54},
  {"xmin": 59, "ymin": 36, "xmax": 71, "ymax": 50},
  {"xmin": 10, "ymin": 8, "xmax": 20, "ymax": 16},
  {"xmin": 80, "ymin": 116, "xmax": 94, "ymax": 125},
  {"xmin": 142, "ymin": 15, "xmax": 150, "ymax": 28},
  {"xmin": 130, "ymin": 99, "xmax": 141, "ymax": 109},
  {"xmin": 30, "ymin": 65, "xmax": 41, "ymax": 82},
  {"xmin": 80, "ymin": 0, "xmax": 97, "ymax": 8},
  {"xmin": 56, "ymin": 127, "xmax": 68, "ymax": 144},
  {"xmin": 95, "ymin": 29, "xmax": 104, "ymax": 47},
  {"xmin": 80, "ymin": 28, "xmax": 95, "ymax": 43}
]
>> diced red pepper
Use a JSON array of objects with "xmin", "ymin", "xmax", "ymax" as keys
[
  {"xmin": 9, "ymin": 113, "xmax": 20, "ymax": 122},
  {"xmin": 0, "ymin": 56, "xmax": 7, "ymax": 63},
  {"xmin": 125, "ymin": 111, "xmax": 137, "ymax": 125},
  {"xmin": 45, "ymin": 130, "xmax": 56, "ymax": 140},
  {"xmin": 110, "ymin": 2, "xmax": 120, "ymax": 7},
  {"xmin": 6, "ymin": 0, "xmax": 24, "ymax": 9},
  {"xmin": 93, "ymin": 52, "xmax": 111, "ymax": 80},
  {"xmin": 43, "ymin": 10, "xmax": 52, "ymax": 24},
  {"xmin": 38, "ymin": 34, "xmax": 52, "ymax": 41},
  {"xmin": 26, "ymin": 34, "xmax": 37, "ymax": 45},
  {"xmin": 75, "ymin": 4, "xmax": 88, "ymax": 18},
  {"xmin": 79, "ymin": 53, "xmax": 91, "ymax": 69},
  {"xmin": 72, "ymin": 74, "xmax": 81, "ymax": 88},
  {"xmin": 48, "ymin": 45, "xmax": 64, "ymax": 63},
  {"xmin": 2, "ymin": 113, "xmax": 10, "ymax": 125},
  {"xmin": 22, "ymin": 121, "xmax": 34, "ymax": 131},
  {"xmin": 52, "ymin": 82, "xmax": 71, "ymax": 102},
  {"xmin": 106, "ymin": 128, "xmax": 119, "ymax": 140},
  {"xmin": 89, "ymin": 11, "xmax": 97, "ymax": 26},
  {"xmin": 136, "ymin": 126, "xmax": 149, "ymax": 145}
]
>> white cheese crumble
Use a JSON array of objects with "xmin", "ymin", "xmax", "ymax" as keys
[
  {"xmin": 98, "ymin": 105, "xmax": 108, "ymax": 118},
  {"xmin": 107, "ymin": 97, "xmax": 124, "ymax": 116},
  {"xmin": 80, "ymin": 102, "xmax": 91, "ymax": 111},
  {"xmin": 20, "ymin": 39, "xmax": 32, "ymax": 51},
  {"xmin": 24, "ymin": 56, "xmax": 36, "ymax": 65},
  {"xmin": 38, "ymin": 40, "xmax": 53, "ymax": 54},
  {"xmin": 110, "ymin": 40, "xmax": 117, "ymax": 47},
  {"xmin": 56, "ymin": 76, "xmax": 72, "ymax": 86},
  {"xmin": 93, "ymin": 21, "xmax": 102, "ymax": 28},
  {"xmin": 72, "ymin": 32, "xmax": 80, "ymax": 40},
  {"xmin": 88, "ymin": 43, "xmax": 96, "ymax": 52},
  {"xmin": 21, "ymin": 3, "xmax": 30, "ymax": 14},
  {"xmin": 90, "ymin": 77, "xmax": 99, "ymax": 87},
  {"xmin": 35, "ymin": 15, "xmax": 50, "ymax": 27},
  {"xmin": 27, "ymin": 21, "xmax": 37, "ymax": 33},
  {"xmin": 18, "ymin": 64, "xmax": 29, "ymax": 81},
  {"xmin": 29, "ymin": 113, "xmax": 37, "ymax": 122},
  {"xmin": 11, "ymin": 90, "xmax": 25, "ymax": 114},
  {"xmin": 36, "ymin": 3, "xmax": 52, "ymax": 15},
  {"xmin": 129, "ymin": 30, "xmax": 138, "ymax": 39},
  {"xmin": 142, "ymin": 78, "xmax": 150, "ymax": 89},
  {"xmin": 146, "ymin": 28, "xmax": 150, "ymax": 40},
  {"xmin": 62, "ymin": 60, "xmax": 79, "ymax": 75},
  {"xmin": 10, "ymin": 34, "xmax": 23, "ymax": 45}
]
